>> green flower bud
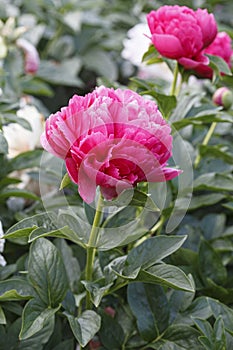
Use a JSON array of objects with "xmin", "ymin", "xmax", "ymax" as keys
[{"xmin": 213, "ymin": 87, "xmax": 233, "ymax": 110}]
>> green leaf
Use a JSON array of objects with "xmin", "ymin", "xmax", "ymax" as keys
[
  {"xmin": 20, "ymin": 77, "xmax": 54, "ymax": 97},
  {"xmin": 192, "ymin": 318, "xmax": 213, "ymax": 340},
  {"xmin": 160, "ymin": 325, "xmax": 204, "ymax": 349},
  {"xmin": 83, "ymin": 49, "xmax": 118, "ymax": 81},
  {"xmin": 57, "ymin": 208, "xmax": 91, "ymax": 246},
  {"xmin": 65, "ymin": 310, "xmax": 101, "ymax": 347},
  {"xmin": 8, "ymin": 149, "xmax": 43, "ymax": 171},
  {"xmin": 124, "ymin": 235, "xmax": 187, "ymax": 276},
  {"xmin": 0, "ymin": 177, "xmax": 21, "ymax": 189},
  {"xmin": 137, "ymin": 264, "xmax": 195, "ymax": 292},
  {"xmin": 20, "ymin": 298, "xmax": 59, "ymax": 340},
  {"xmin": 28, "ymin": 238, "xmax": 69, "ymax": 307},
  {"xmin": 141, "ymin": 90, "xmax": 177, "ymax": 119},
  {"xmin": 82, "ymin": 280, "xmax": 113, "ymax": 307},
  {"xmin": 127, "ymin": 283, "xmax": 169, "ymax": 341},
  {"xmin": 176, "ymin": 296, "xmax": 212, "ymax": 326},
  {"xmin": 3, "ymin": 113, "xmax": 32, "ymax": 131},
  {"xmin": 142, "ymin": 44, "xmax": 163, "ymax": 64},
  {"xmin": 170, "ymin": 91, "xmax": 202, "ymax": 122},
  {"xmin": 54, "ymin": 239, "xmax": 81, "ymax": 291},
  {"xmin": 59, "ymin": 173, "xmax": 71, "ymax": 190},
  {"xmin": 199, "ymin": 145, "xmax": 233, "ymax": 164},
  {"xmin": 199, "ymin": 239, "xmax": 227, "ymax": 285},
  {"xmin": 0, "ymin": 132, "xmax": 8, "ymax": 154},
  {"xmin": 1, "ymin": 317, "xmax": 54, "ymax": 350},
  {"xmin": 208, "ymin": 298, "xmax": 233, "ymax": 336},
  {"xmin": 172, "ymin": 112, "xmax": 232, "ymax": 130},
  {"xmin": 36, "ymin": 59, "xmax": 83, "ymax": 86},
  {"xmin": 194, "ymin": 173, "xmax": 233, "ymax": 192},
  {"xmin": 207, "ymin": 54, "xmax": 232, "ymax": 76},
  {"xmin": 0, "ymin": 278, "xmax": 34, "ymax": 301},
  {"xmin": 99, "ymin": 312, "xmax": 125, "ymax": 350},
  {"xmin": 214, "ymin": 316, "xmax": 226, "ymax": 347},
  {"xmin": 0, "ymin": 188, "xmax": 39, "ymax": 201},
  {"xmin": 97, "ymin": 206, "xmax": 148, "ymax": 250},
  {"xmin": 4, "ymin": 212, "xmax": 58, "ymax": 244},
  {"xmin": 188, "ymin": 193, "xmax": 226, "ymax": 211},
  {"xmin": 0, "ymin": 306, "xmax": 6, "ymax": 324},
  {"xmin": 103, "ymin": 188, "xmax": 159, "ymax": 212}
]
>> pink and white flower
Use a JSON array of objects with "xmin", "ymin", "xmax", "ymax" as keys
[{"xmin": 41, "ymin": 86, "xmax": 181, "ymax": 203}]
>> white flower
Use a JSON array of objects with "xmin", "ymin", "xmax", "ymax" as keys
[
  {"xmin": 3, "ymin": 103, "xmax": 45, "ymax": 158},
  {"xmin": 0, "ymin": 221, "xmax": 6, "ymax": 267},
  {"xmin": 122, "ymin": 22, "xmax": 173, "ymax": 82}
]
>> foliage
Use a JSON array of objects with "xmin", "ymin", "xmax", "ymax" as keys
[{"xmin": 0, "ymin": 0, "xmax": 233, "ymax": 349}]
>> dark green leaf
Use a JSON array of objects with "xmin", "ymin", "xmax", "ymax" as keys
[
  {"xmin": 208, "ymin": 298, "xmax": 233, "ymax": 336},
  {"xmin": 199, "ymin": 239, "xmax": 227, "ymax": 285},
  {"xmin": 103, "ymin": 188, "xmax": 159, "ymax": 212},
  {"xmin": 65, "ymin": 310, "xmax": 101, "ymax": 347},
  {"xmin": 137, "ymin": 264, "xmax": 194, "ymax": 292},
  {"xmin": 0, "ymin": 278, "xmax": 34, "ymax": 301},
  {"xmin": 162, "ymin": 324, "xmax": 204, "ymax": 349},
  {"xmin": 127, "ymin": 283, "xmax": 169, "ymax": 341},
  {"xmin": 125, "ymin": 235, "xmax": 187, "ymax": 276},
  {"xmin": 82, "ymin": 279, "xmax": 113, "ymax": 307},
  {"xmin": 28, "ymin": 238, "xmax": 69, "ymax": 307},
  {"xmin": 20, "ymin": 298, "xmax": 59, "ymax": 340},
  {"xmin": 99, "ymin": 312, "xmax": 125, "ymax": 350},
  {"xmin": 176, "ymin": 297, "xmax": 212, "ymax": 326},
  {"xmin": 4, "ymin": 212, "xmax": 58, "ymax": 244},
  {"xmin": 54, "ymin": 239, "xmax": 81, "ymax": 291},
  {"xmin": 98, "ymin": 207, "xmax": 147, "ymax": 250}
]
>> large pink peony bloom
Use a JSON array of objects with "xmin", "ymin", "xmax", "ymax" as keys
[
  {"xmin": 189, "ymin": 32, "xmax": 233, "ymax": 79},
  {"xmin": 147, "ymin": 5, "xmax": 217, "ymax": 69},
  {"xmin": 41, "ymin": 86, "xmax": 181, "ymax": 203}
]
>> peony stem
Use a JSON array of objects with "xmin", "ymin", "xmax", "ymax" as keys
[
  {"xmin": 150, "ymin": 216, "xmax": 165, "ymax": 236},
  {"xmin": 85, "ymin": 193, "xmax": 103, "ymax": 309},
  {"xmin": 194, "ymin": 121, "xmax": 217, "ymax": 168},
  {"xmin": 170, "ymin": 62, "xmax": 179, "ymax": 96}
]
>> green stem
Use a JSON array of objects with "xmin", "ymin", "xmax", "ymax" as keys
[
  {"xmin": 150, "ymin": 216, "xmax": 165, "ymax": 236},
  {"xmin": 85, "ymin": 193, "xmax": 103, "ymax": 309},
  {"xmin": 170, "ymin": 62, "xmax": 179, "ymax": 96},
  {"xmin": 194, "ymin": 121, "xmax": 217, "ymax": 168}
]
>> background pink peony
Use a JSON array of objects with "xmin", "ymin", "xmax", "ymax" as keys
[
  {"xmin": 147, "ymin": 5, "xmax": 217, "ymax": 69},
  {"xmin": 188, "ymin": 32, "xmax": 233, "ymax": 79},
  {"xmin": 16, "ymin": 38, "xmax": 40, "ymax": 74},
  {"xmin": 41, "ymin": 86, "xmax": 181, "ymax": 203}
]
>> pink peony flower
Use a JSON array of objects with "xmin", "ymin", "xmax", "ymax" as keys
[
  {"xmin": 16, "ymin": 38, "xmax": 40, "ymax": 74},
  {"xmin": 146, "ymin": 5, "xmax": 217, "ymax": 69},
  {"xmin": 189, "ymin": 32, "xmax": 233, "ymax": 79},
  {"xmin": 41, "ymin": 86, "xmax": 181, "ymax": 203}
]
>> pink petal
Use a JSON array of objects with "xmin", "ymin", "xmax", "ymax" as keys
[{"xmin": 151, "ymin": 34, "xmax": 185, "ymax": 59}]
